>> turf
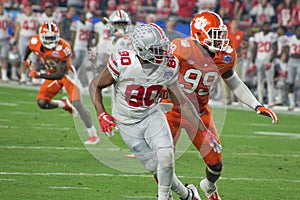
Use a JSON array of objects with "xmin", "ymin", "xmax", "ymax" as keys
[{"xmin": 0, "ymin": 86, "xmax": 299, "ymax": 200}]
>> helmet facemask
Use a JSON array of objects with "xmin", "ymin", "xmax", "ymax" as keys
[
  {"xmin": 108, "ymin": 10, "xmax": 131, "ymax": 37},
  {"xmin": 40, "ymin": 32, "xmax": 59, "ymax": 49},
  {"xmin": 203, "ymin": 26, "xmax": 229, "ymax": 52}
]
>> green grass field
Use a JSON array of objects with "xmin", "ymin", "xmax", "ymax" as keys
[{"xmin": 0, "ymin": 85, "xmax": 300, "ymax": 200}]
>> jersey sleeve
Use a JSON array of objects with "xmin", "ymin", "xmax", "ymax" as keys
[
  {"xmin": 214, "ymin": 45, "xmax": 237, "ymax": 75},
  {"xmin": 57, "ymin": 40, "xmax": 72, "ymax": 60},
  {"xmin": 165, "ymin": 56, "xmax": 180, "ymax": 86},
  {"xmin": 107, "ymin": 52, "xmax": 122, "ymax": 81},
  {"xmin": 28, "ymin": 35, "xmax": 41, "ymax": 51}
]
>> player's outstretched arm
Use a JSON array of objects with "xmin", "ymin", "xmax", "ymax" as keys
[
  {"xmin": 89, "ymin": 68, "xmax": 116, "ymax": 136},
  {"xmin": 223, "ymin": 69, "xmax": 279, "ymax": 124}
]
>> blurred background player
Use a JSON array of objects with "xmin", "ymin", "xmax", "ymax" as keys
[
  {"xmin": 92, "ymin": 14, "xmax": 110, "ymax": 47},
  {"xmin": 251, "ymin": 22, "xmax": 277, "ymax": 106},
  {"xmin": 166, "ymin": 11, "xmax": 278, "ymax": 200},
  {"xmin": 273, "ymin": 26, "xmax": 289, "ymax": 106},
  {"xmin": 89, "ymin": 23, "xmax": 218, "ymax": 200},
  {"xmin": 284, "ymin": 25, "xmax": 300, "ymax": 111},
  {"xmin": 58, "ymin": 6, "xmax": 76, "ymax": 45},
  {"xmin": 14, "ymin": 4, "xmax": 39, "ymax": 84},
  {"xmin": 38, "ymin": 2, "xmax": 61, "ymax": 26},
  {"xmin": 89, "ymin": 10, "xmax": 131, "ymax": 78},
  {"xmin": 23, "ymin": 22, "xmax": 99, "ymax": 145},
  {"xmin": 70, "ymin": 11, "xmax": 93, "ymax": 88},
  {"xmin": 163, "ymin": 17, "xmax": 183, "ymax": 42},
  {"xmin": 0, "ymin": 4, "xmax": 16, "ymax": 83}
]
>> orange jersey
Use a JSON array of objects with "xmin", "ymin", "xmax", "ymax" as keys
[
  {"xmin": 28, "ymin": 35, "xmax": 73, "ymax": 73},
  {"xmin": 171, "ymin": 37, "xmax": 236, "ymax": 112}
]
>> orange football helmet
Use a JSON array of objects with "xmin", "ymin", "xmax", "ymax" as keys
[
  {"xmin": 39, "ymin": 22, "xmax": 60, "ymax": 49},
  {"xmin": 190, "ymin": 11, "xmax": 229, "ymax": 52}
]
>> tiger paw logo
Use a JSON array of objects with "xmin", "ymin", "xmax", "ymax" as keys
[{"xmin": 193, "ymin": 16, "xmax": 208, "ymax": 30}]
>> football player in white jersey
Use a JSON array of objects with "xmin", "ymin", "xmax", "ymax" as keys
[
  {"xmin": 38, "ymin": 3, "xmax": 61, "ymax": 26},
  {"xmin": 273, "ymin": 26, "xmax": 288, "ymax": 106},
  {"xmin": 284, "ymin": 25, "xmax": 300, "ymax": 111},
  {"xmin": 93, "ymin": 15, "xmax": 110, "ymax": 47},
  {"xmin": 251, "ymin": 22, "xmax": 277, "ymax": 106},
  {"xmin": 89, "ymin": 23, "xmax": 221, "ymax": 200},
  {"xmin": 0, "ymin": 4, "xmax": 16, "ymax": 82},
  {"xmin": 14, "ymin": 4, "xmax": 39, "ymax": 84},
  {"xmin": 70, "ymin": 11, "xmax": 93, "ymax": 70},
  {"xmin": 91, "ymin": 10, "xmax": 131, "ymax": 74}
]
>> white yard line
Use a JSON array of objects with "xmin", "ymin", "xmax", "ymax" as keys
[
  {"xmin": 0, "ymin": 178, "xmax": 15, "ymax": 181},
  {"xmin": 255, "ymin": 131, "xmax": 300, "ymax": 138},
  {"xmin": 0, "ymin": 171, "xmax": 299, "ymax": 183},
  {"xmin": 123, "ymin": 196, "xmax": 156, "ymax": 199},
  {"xmin": 48, "ymin": 186, "xmax": 91, "ymax": 190},
  {"xmin": 0, "ymin": 145, "xmax": 299, "ymax": 157}
]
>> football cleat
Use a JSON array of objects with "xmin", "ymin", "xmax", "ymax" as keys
[
  {"xmin": 61, "ymin": 96, "xmax": 78, "ymax": 117},
  {"xmin": 84, "ymin": 135, "xmax": 100, "ymax": 145},
  {"xmin": 200, "ymin": 179, "xmax": 221, "ymax": 200},
  {"xmin": 180, "ymin": 184, "xmax": 201, "ymax": 200}
]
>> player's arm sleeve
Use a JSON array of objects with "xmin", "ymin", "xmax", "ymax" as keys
[
  {"xmin": 23, "ymin": 46, "xmax": 32, "ymax": 61},
  {"xmin": 223, "ymin": 69, "xmax": 261, "ymax": 110},
  {"xmin": 106, "ymin": 53, "xmax": 121, "ymax": 81}
]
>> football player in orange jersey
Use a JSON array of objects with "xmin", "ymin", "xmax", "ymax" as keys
[
  {"xmin": 22, "ymin": 22, "xmax": 99, "ymax": 145},
  {"xmin": 165, "ymin": 11, "xmax": 279, "ymax": 200}
]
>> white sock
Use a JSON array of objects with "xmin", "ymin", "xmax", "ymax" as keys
[
  {"xmin": 20, "ymin": 73, "xmax": 27, "ymax": 82},
  {"xmin": 171, "ymin": 175, "xmax": 189, "ymax": 199},
  {"xmin": 11, "ymin": 66, "xmax": 18, "ymax": 79},
  {"xmin": 1, "ymin": 68, "xmax": 8, "ymax": 80},
  {"xmin": 288, "ymin": 93, "xmax": 295, "ymax": 107},
  {"xmin": 157, "ymin": 148, "xmax": 174, "ymax": 200},
  {"xmin": 87, "ymin": 125, "xmax": 97, "ymax": 137},
  {"xmin": 52, "ymin": 100, "xmax": 65, "ymax": 108}
]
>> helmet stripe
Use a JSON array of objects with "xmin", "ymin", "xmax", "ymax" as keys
[
  {"xmin": 118, "ymin": 10, "xmax": 123, "ymax": 20},
  {"xmin": 150, "ymin": 23, "xmax": 166, "ymax": 40},
  {"xmin": 48, "ymin": 22, "xmax": 52, "ymax": 32}
]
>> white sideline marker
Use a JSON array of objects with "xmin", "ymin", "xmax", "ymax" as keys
[
  {"xmin": 255, "ymin": 131, "xmax": 300, "ymax": 138},
  {"xmin": 48, "ymin": 186, "xmax": 91, "ymax": 190}
]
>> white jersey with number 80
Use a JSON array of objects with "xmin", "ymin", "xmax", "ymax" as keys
[{"xmin": 107, "ymin": 50, "xmax": 179, "ymax": 124}]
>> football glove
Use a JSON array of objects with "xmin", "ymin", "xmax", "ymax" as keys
[
  {"xmin": 29, "ymin": 70, "xmax": 40, "ymax": 78},
  {"xmin": 255, "ymin": 106, "xmax": 279, "ymax": 124},
  {"xmin": 202, "ymin": 129, "xmax": 222, "ymax": 154},
  {"xmin": 98, "ymin": 112, "xmax": 116, "ymax": 137}
]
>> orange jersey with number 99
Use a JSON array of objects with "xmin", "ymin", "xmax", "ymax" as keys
[
  {"xmin": 171, "ymin": 37, "xmax": 236, "ymax": 112},
  {"xmin": 28, "ymin": 34, "xmax": 73, "ymax": 73}
]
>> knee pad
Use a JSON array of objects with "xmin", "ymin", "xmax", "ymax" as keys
[
  {"xmin": 207, "ymin": 162, "xmax": 223, "ymax": 176},
  {"xmin": 157, "ymin": 148, "xmax": 174, "ymax": 170}
]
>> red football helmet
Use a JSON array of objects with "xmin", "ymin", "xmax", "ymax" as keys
[
  {"xmin": 39, "ymin": 22, "xmax": 60, "ymax": 49},
  {"xmin": 190, "ymin": 11, "xmax": 229, "ymax": 52}
]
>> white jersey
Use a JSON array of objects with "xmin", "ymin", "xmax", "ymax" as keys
[
  {"xmin": 254, "ymin": 31, "xmax": 277, "ymax": 61},
  {"xmin": 95, "ymin": 35, "xmax": 131, "ymax": 66},
  {"xmin": 0, "ymin": 11, "xmax": 13, "ymax": 39},
  {"xmin": 15, "ymin": 13, "xmax": 39, "ymax": 37},
  {"xmin": 276, "ymin": 34, "xmax": 289, "ymax": 56},
  {"xmin": 286, "ymin": 35, "xmax": 300, "ymax": 55},
  {"xmin": 107, "ymin": 50, "xmax": 179, "ymax": 124},
  {"xmin": 38, "ymin": 13, "xmax": 60, "ymax": 25},
  {"xmin": 70, "ymin": 20, "xmax": 92, "ymax": 50},
  {"xmin": 93, "ymin": 21, "xmax": 109, "ymax": 45}
]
